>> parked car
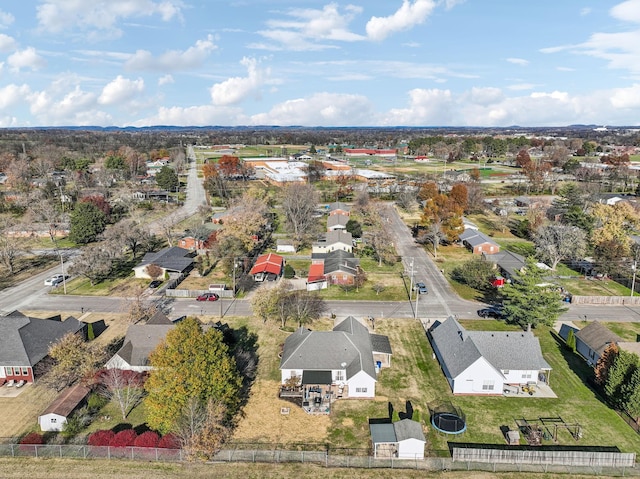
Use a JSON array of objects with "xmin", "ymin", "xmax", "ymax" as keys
[
  {"xmin": 196, "ymin": 292, "xmax": 219, "ymax": 302},
  {"xmin": 414, "ymin": 282, "xmax": 428, "ymax": 294},
  {"xmin": 477, "ymin": 305, "xmax": 505, "ymax": 319},
  {"xmin": 149, "ymin": 280, "xmax": 163, "ymax": 288},
  {"xmin": 44, "ymin": 274, "xmax": 65, "ymax": 286}
]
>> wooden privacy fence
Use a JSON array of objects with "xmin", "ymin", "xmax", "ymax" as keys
[
  {"xmin": 570, "ymin": 296, "xmax": 640, "ymax": 305},
  {"xmin": 451, "ymin": 445, "xmax": 636, "ymax": 468}
]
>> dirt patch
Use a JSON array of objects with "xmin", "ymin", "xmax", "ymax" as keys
[
  {"xmin": 232, "ymin": 380, "xmax": 330, "ymax": 445},
  {"xmin": 341, "ymin": 417, "xmax": 354, "ymax": 427}
]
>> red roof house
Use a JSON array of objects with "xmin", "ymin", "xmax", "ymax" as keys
[
  {"xmin": 250, "ymin": 253, "xmax": 284, "ymax": 279},
  {"xmin": 307, "ymin": 262, "xmax": 326, "ymax": 283}
]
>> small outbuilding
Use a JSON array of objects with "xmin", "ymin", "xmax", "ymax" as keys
[
  {"xmin": 38, "ymin": 384, "xmax": 90, "ymax": 432},
  {"xmin": 370, "ymin": 419, "xmax": 426, "ymax": 459}
]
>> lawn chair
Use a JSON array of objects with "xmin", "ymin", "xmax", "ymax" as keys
[
  {"xmin": 15, "ymin": 380, "xmax": 25, "ymax": 388},
  {"xmin": 6, "ymin": 379, "xmax": 15, "ymax": 387}
]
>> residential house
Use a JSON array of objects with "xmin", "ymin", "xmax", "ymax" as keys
[
  {"xmin": 429, "ymin": 317, "xmax": 551, "ymax": 395},
  {"xmin": 312, "ymin": 230, "xmax": 353, "ymax": 255},
  {"xmin": 306, "ymin": 262, "xmax": 327, "ymax": 291},
  {"xmin": 462, "ymin": 217, "xmax": 479, "ymax": 231},
  {"xmin": 38, "ymin": 384, "xmax": 90, "ymax": 432},
  {"xmin": 132, "ymin": 246, "xmax": 195, "ymax": 279},
  {"xmin": 105, "ymin": 322, "xmax": 174, "ymax": 372},
  {"xmin": 0, "ymin": 311, "xmax": 85, "ymax": 385},
  {"xmin": 370, "ymin": 419, "xmax": 426, "ymax": 459},
  {"xmin": 276, "ymin": 239, "xmax": 296, "ymax": 253},
  {"xmin": 459, "ymin": 229, "xmax": 500, "ymax": 255},
  {"xmin": 327, "ymin": 214, "xmax": 349, "ymax": 231},
  {"xmin": 327, "ymin": 202, "xmax": 351, "ymax": 216},
  {"xmin": 483, "ymin": 250, "xmax": 525, "ymax": 281},
  {"xmin": 280, "ymin": 316, "xmax": 392, "ymax": 404},
  {"xmin": 249, "ymin": 253, "xmax": 284, "ymax": 281},
  {"xmin": 559, "ymin": 322, "xmax": 626, "ymax": 367},
  {"xmin": 323, "ymin": 250, "xmax": 361, "ymax": 286},
  {"xmin": 178, "ymin": 227, "xmax": 218, "ymax": 253}
]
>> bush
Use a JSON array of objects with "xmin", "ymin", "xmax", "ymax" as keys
[
  {"xmin": 284, "ymin": 264, "xmax": 295, "ymax": 279},
  {"xmin": 134, "ymin": 431, "xmax": 160, "ymax": 448},
  {"xmin": 110, "ymin": 429, "xmax": 138, "ymax": 447},
  {"xmin": 87, "ymin": 392, "xmax": 108, "ymax": 413},
  {"xmin": 61, "ymin": 408, "xmax": 92, "ymax": 439},
  {"xmin": 88, "ymin": 429, "xmax": 115, "ymax": 447},
  {"xmin": 20, "ymin": 433, "xmax": 44, "ymax": 445},
  {"xmin": 157, "ymin": 433, "xmax": 180, "ymax": 449},
  {"xmin": 451, "ymin": 257, "xmax": 496, "ymax": 291}
]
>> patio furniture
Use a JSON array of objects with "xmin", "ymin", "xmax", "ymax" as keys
[
  {"xmin": 6, "ymin": 380, "xmax": 15, "ymax": 387},
  {"xmin": 16, "ymin": 380, "xmax": 25, "ymax": 388}
]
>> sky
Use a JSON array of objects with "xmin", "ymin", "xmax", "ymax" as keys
[{"xmin": 1, "ymin": 1, "xmax": 640, "ymax": 128}]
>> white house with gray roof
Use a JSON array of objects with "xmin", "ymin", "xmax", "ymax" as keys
[
  {"xmin": 280, "ymin": 316, "xmax": 391, "ymax": 399},
  {"xmin": 429, "ymin": 317, "xmax": 551, "ymax": 395}
]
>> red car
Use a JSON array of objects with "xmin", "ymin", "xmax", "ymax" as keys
[{"xmin": 196, "ymin": 292, "xmax": 219, "ymax": 301}]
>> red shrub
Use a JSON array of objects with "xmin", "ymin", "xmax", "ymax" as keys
[
  {"xmin": 88, "ymin": 430, "xmax": 115, "ymax": 446},
  {"xmin": 133, "ymin": 431, "xmax": 160, "ymax": 448},
  {"xmin": 20, "ymin": 433, "xmax": 44, "ymax": 445},
  {"xmin": 109, "ymin": 429, "xmax": 137, "ymax": 447},
  {"xmin": 157, "ymin": 433, "xmax": 180, "ymax": 449}
]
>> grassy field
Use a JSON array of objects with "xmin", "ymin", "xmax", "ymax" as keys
[
  {"xmin": 0, "ymin": 255, "xmax": 58, "ymax": 291},
  {"xmin": 0, "ymin": 458, "xmax": 615, "ymax": 479}
]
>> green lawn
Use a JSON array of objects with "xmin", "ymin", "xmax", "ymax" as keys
[
  {"xmin": 84, "ymin": 399, "xmax": 148, "ymax": 434},
  {"xmin": 325, "ymin": 318, "xmax": 640, "ymax": 454},
  {"xmin": 50, "ymin": 274, "xmax": 147, "ymax": 296}
]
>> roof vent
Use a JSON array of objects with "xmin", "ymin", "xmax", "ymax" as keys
[{"xmin": 341, "ymin": 362, "xmax": 347, "ymax": 368}]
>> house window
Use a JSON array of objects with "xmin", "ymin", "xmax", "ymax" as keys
[
  {"xmin": 5, "ymin": 367, "xmax": 12, "ymax": 376},
  {"xmin": 51, "ymin": 418, "xmax": 57, "ymax": 423},
  {"xmin": 503, "ymin": 370, "xmax": 510, "ymax": 375},
  {"xmin": 522, "ymin": 372, "xmax": 532, "ymax": 379},
  {"xmin": 355, "ymin": 387, "xmax": 368, "ymax": 393},
  {"xmin": 335, "ymin": 371, "xmax": 344, "ymax": 381},
  {"xmin": 21, "ymin": 367, "xmax": 28, "ymax": 376},
  {"xmin": 482, "ymin": 380, "xmax": 495, "ymax": 391}
]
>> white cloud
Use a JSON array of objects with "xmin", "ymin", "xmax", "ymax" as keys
[
  {"xmin": 27, "ymin": 84, "xmax": 111, "ymax": 126},
  {"xmin": 7, "ymin": 47, "xmax": 47, "ymax": 72},
  {"xmin": 366, "ymin": 0, "xmax": 436, "ymax": 41},
  {"xmin": 250, "ymin": 92, "xmax": 375, "ymax": 126},
  {"xmin": 464, "ymin": 87, "xmax": 504, "ymax": 106},
  {"xmin": 580, "ymin": 7, "xmax": 592, "ymax": 16},
  {"xmin": 253, "ymin": 3, "xmax": 364, "ymax": 51},
  {"xmin": 610, "ymin": 0, "xmax": 640, "ymax": 23},
  {"xmin": 610, "ymin": 83, "xmax": 640, "ymax": 108},
  {"xmin": 384, "ymin": 88, "xmax": 454, "ymax": 125},
  {"xmin": 506, "ymin": 57, "xmax": 529, "ymax": 66},
  {"xmin": 36, "ymin": 0, "xmax": 184, "ymax": 36},
  {"xmin": 158, "ymin": 74, "xmax": 174, "ymax": 86},
  {"xmin": 0, "ymin": 33, "xmax": 16, "ymax": 53},
  {"xmin": 210, "ymin": 57, "xmax": 270, "ymax": 106},
  {"xmin": 125, "ymin": 35, "xmax": 217, "ymax": 71},
  {"xmin": 0, "ymin": 9, "xmax": 15, "ymax": 28},
  {"xmin": 556, "ymin": 66, "xmax": 575, "ymax": 71},
  {"xmin": 98, "ymin": 75, "xmax": 145, "ymax": 105},
  {"xmin": 508, "ymin": 83, "xmax": 537, "ymax": 91},
  {"xmin": 444, "ymin": 0, "xmax": 466, "ymax": 9},
  {"xmin": 0, "ymin": 84, "xmax": 31, "ymax": 110}
]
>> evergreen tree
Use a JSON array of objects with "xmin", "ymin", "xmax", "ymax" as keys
[
  {"xmin": 144, "ymin": 317, "xmax": 242, "ymax": 434},
  {"xmin": 566, "ymin": 329, "xmax": 576, "ymax": 353},
  {"xmin": 69, "ymin": 202, "xmax": 107, "ymax": 244},
  {"xmin": 500, "ymin": 258, "xmax": 568, "ymax": 329},
  {"xmin": 604, "ymin": 350, "xmax": 638, "ymax": 407},
  {"xmin": 155, "ymin": 166, "xmax": 179, "ymax": 191},
  {"xmin": 622, "ymin": 367, "xmax": 640, "ymax": 418}
]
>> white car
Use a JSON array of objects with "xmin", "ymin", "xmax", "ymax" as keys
[{"xmin": 44, "ymin": 274, "xmax": 65, "ymax": 286}]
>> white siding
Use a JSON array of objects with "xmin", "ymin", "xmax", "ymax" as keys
[
  {"xmin": 105, "ymin": 355, "xmax": 153, "ymax": 373},
  {"xmin": 453, "ymin": 358, "xmax": 504, "ymax": 395},
  {"xmin": 280, "ymin": 369, "xmax": 302, "ymax": 384},
  {"xmin": 0, "ymin": 368, "xmax": 5, "ymax": 379},
  {"xmin": 502, "ymin": 369, "xmax": 538, "ymax": 385},
  {"xmin": 39, "ymin": 413, "xmax": 66, "ymax": 432},
  {"xmin": 346, "ymin": 370, "xmax": 375, "ymax": 398},
  {"xmin": 397, "ymin": 438, "xmax": 426, "ymax": 459}
]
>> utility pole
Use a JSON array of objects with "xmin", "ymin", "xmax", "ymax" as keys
[
  {"xmin": 414, "ymin": 287, "xmax": 419, "ymax": 320},
  {"xmin": 632, "ymin": 260, "xmax": 638, "ymax": 297}
]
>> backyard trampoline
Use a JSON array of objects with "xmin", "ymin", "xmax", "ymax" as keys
[
  {"xmin": 431, "ymin": 412, "xmax": 467, "ymax": 434},
  {"xmin": 429, "ymin": 401, "xmax": 467, "ymax": 435}
]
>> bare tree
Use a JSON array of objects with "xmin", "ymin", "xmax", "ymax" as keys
[
  {"xmin": 417, "ymin": 219, "xmax": 447, "ymax": 259},
  {"xmin": 175, "ymin": 397, "xmax": 229, "ymax": 461},
  {"xmin": 394, "ymin": 186, "xmax": 418, "ymax": 211},
  {"xmin": 0, "ymin": 220, "xmax": 25, "ymax": 274},
  {"xmin": 98, "ymin": 369, "xmax": 146, "ymax": 419},
  {"xmin": 121, "ymin": 286, "xmax": 158, "ymax": 323},
  {"xmin": 533, "ymin": 223, "xmax": 587, "ymax": 271},
  {"xmin": 281, "ymin": 183, "xmax": 320, "ymax": 248},
  {"xmin": 69, "ymin": 245, "xmax": 114, "ymax": 285},
  {"xmin": 104, "ymin": 220, "xmax": 151, "ymax": 259},
  {"xmin": 281, "ymin": 290, "xmax": 326, "ymax": 328},
  {"xmin": 372, "ymin": 283, "xmax": 386, "ymax": 296}
]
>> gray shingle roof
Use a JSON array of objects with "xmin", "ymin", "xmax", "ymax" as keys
[
  {"xmin": 327, "ymin": 215, "xmax": 348, "ymax": 229},
  {"xmin": 371, "ymin": 334, "xmax": 393, "ymax": 355},
  {"xmin": 0, "ymin": 311, "xmax": 85, "ymax": 367},
  {"xmin": 328, "ymin": 202, "xmax": 351, "ymax": 212},
  {"xmin": 575, "ymin": 321, "xmax": 622, "ymax": 357},
  {"xmin": 324, "ymin": 250, "xmax": 360, "ymax": 275},
  {"xmin": 113, "ymin": 324, "xmax": 175, "ymax": 367},
  {"xmin": 485, "ymin": 250, "xmax": 525, "ymax": 278},
  {"xmin": 370, "ymin": 423, "xmax": 396, "ymax": 444},
  {"xmin": 138, "ymin": 246, "xmax": 194, "ymax": 273},
  {"xmin": 394, "ymin": 419, "xmax": 426, "ymax": 442},
  {"xmin": 280, "ymin": 316, "xmax": 379, "ymax": 380},
  {"xmin": 430, "ymin": 317, "xmax": 550, "ymax": 378},
  {"xmin": 313, "ymin": 230, "xmax": 353, "ymax": 247},
  {"xmin": 459, "ymin": 229, "xmax": 498, "ymax": 248}
]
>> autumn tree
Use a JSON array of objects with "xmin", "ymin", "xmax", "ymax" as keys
[
  {"xmin": 280, "ymin": 183, "xmax": 320, "ymax": 247},
  {"xmin": 449, "ymin": 183, "xmax": 468, "ymax": 213},
  {"xmin": 215, "ymin": 192, "xmax": 270, "ymax": 253},
  {"xmin": 42, "ymin": 332, "xmax": 106, "ymax": 391},
  {"xmin": 97, "ymin": 369, "xmax": 146, "ymax": 419},
  {"xmin": 533, "ymin": 223, "xmax": 587, "ymax": 271},
  {"xmin": 418, "ymin": 182, "xmax": 438, "ymax": 202},
  {"xmin": 175, "ymin": 397, "xmax": 229, "ymax": 460},
  {"xmin": 217, "ymin": 155, "xmax": 241, "ymax": 177},
  {"xmin": 591, "ymin": 202, "xmax": 639, "ymax": 260},
  {"xmin": 144, "ymin": 317, "xmax": 242, "ymax": 434},
  {"xmin": 595, "ymin": 343, "xmax": 619, "ymax": 386},
  {"xmin": 121, "ymin": 285, "xmax": 158, "ymax": 324},
  {"xmin": 145, "ymin": 264, "xmax": 164, "ymax": 281}
]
